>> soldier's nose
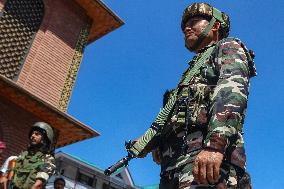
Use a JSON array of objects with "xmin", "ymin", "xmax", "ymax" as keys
[{"xmin": 183, "ymin": 27, "xmax": 193, "ymax": 35}]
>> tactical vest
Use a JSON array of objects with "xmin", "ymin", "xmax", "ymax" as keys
[
  {"xmin": 170, "ymin": 37, "xmax": 256, "ymax": 129},
  {"xmin": 10, "ymin": 151, "xmax": 45, "ymax": 189}
]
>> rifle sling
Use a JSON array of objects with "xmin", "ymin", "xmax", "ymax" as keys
[{"xmin": 130, "ymin": 45, "xmax": 215, "ymax": 156}]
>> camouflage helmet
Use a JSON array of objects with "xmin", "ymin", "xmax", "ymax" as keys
[
  {"xmin": 30, "ymin": 122, "xmax": 54, "ymax": 144},
  {"xmin": 181, "ymin": 3, "xmax": 230, "ymax": 39}
]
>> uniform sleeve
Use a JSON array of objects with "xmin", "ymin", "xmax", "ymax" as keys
[
  {"xmin": 204, "ymin": 39, "xmax": 250, "ymax": 154},
  {"xmin": 35, "ymin": 154, "xmax": 56, "ymax": 182}
]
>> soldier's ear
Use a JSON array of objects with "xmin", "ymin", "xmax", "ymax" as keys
[{"xmin": 212, "ymin": 22, "xmax": 221, "ymax": 31}]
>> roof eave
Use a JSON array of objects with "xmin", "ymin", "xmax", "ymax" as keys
[
  {"xmin": 75, "ymin": 0, "xmax": 124, "ymax": 44},
  {"xmin": 0, "ymin": 75, "xmax": 100, "ymax": 148}
]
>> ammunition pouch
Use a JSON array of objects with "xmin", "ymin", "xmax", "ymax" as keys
[
  {"xmin": 175, "ymin": 98, "xmax": 187, "ymax": 126},
  {"xmin": 172, "ymin": 87, "xmax": 190, "ymax": 127}
]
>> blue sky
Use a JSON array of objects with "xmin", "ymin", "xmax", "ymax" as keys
[{"xmin": 61, "ymin": 1, "xmax": 284, "ymax": 188}]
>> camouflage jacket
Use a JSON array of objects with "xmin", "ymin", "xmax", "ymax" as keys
[
  {"xmin": 158, "ymin": 37, "xmax": 256, "ymax": 173},
  {"xmin": 10, "ymin": 150, "xmax": 56, "ymax": 189}
]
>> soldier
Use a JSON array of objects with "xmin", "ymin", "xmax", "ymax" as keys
[
  {"xmin": 0, "ymin": 122, "xmax": 56, "ymax": 189},
  {"xmin": 130, "ymin": 2, "xmax": 256, "ymax": 189}
]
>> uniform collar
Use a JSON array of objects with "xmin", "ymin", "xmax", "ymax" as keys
[
  {"xmin": 188, "ymin": 43, "xmax": 216, "ymax": 66},
  {"xmin": 197, "ymin": 42, "xmax": 216, "ymax": 53}
]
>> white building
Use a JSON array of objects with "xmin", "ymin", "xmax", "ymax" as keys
[{"xmin": 46, "ymin": 151, "xmax": 139, "ymax": 189}]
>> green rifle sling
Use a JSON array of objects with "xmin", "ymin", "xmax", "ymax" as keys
[{"xmin": 130, "ymin": 45, "xmax": 215, "ymax": 156}]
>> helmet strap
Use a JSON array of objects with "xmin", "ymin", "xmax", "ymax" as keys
[
  {"xmin": 190, "ymin": 8, "xmax": 225, "ymax": 51},
  {"xmin": 190, "ymin": 16, "xmax": 216, "ymax": 51}
]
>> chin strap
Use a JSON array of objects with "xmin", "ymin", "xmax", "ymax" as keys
[
  {"xmin": 190, "ymin": 17, "xmax": 216, "ymax": 51},
  {"xmin": 190, "ymin": 8, "xmax": 226, "ymax": 51}
]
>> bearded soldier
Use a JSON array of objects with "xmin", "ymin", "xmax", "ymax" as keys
[
  {"xmin": 128, "ymin": 2, "xmax": 256, "ymax": 189},
  {"xmin": 1, "ymin": 122, "xmax": 56, "ymax": 189}
]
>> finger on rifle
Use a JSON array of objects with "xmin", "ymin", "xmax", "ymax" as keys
[
  {"xmin": 193, "ymin": 159, "xmax": 200, "ymax": 183},
  {"xmin": 213, "ymin": 161, "xmax": 221, "ymax": 182},
  {"xmin": 206, "ymin": 161, "xmax": 214, "ymax": 184},
  {"xmin": 199, "ymin": 160, "xmax": 208, "ymax": 184}
]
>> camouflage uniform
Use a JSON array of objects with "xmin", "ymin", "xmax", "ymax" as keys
[
  {"xmin": 10, "ymin": 151, "xmax": 56, "ymax": 189},
  {"xmin": 158, "ymin": 37, "xmax": 256, "ymax": 189}
]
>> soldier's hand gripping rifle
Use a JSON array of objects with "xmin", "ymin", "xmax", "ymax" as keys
[{"xmin": 104, "ymin": 46, "xmax": 215, "ymax": 176}]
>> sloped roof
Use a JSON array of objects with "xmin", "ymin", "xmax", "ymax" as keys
[
  {"xmin": 0, "ymin": 75, "xmax": 99, "ymax": 147},
  {"xmin": 75, "ymin": 0, "xmax": 124, "ymax": 43}
]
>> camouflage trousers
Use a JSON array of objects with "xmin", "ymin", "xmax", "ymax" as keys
[{"xmin": 159, "ymin": 163, "xmax": 239, "ymax": 189}]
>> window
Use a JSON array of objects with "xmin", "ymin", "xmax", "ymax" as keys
[
  {"xmin": 102, "ymin": 183, "xmax": 109, "ymax": 189},
  {"xmin": 77, "ymin": 172, "xmax": 94, "ymax": 187},
  {"xmin": 116, "ymin": 173, "xmax": 123, "ymax": 180},
  {"xmin": 102, "ymin": 183, "xmax": 117, "ymax": 189}
]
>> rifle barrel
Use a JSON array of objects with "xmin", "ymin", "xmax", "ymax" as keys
[{"xmin": 104, "ymin": 156, "xmax": 131, "ymax": 176}]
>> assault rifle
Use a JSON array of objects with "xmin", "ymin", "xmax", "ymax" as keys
[
  {"xmin": 104, "ymin": 47, "xmax": 215, "ymax": 176},
  {"xmin": 104, "ymin": 141, "xmax": 134, "ymax": 176}
]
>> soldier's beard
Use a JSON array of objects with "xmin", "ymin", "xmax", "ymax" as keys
[
  {"xmin": 28, "ymin": 141, "xmax": 43, "ymax": 151},
  {"xmin": 185, "ymin": 34, "xmax": 203, "ymax": 52},
  {"xmin": 28, "ymin": 139, "xmax": 51, "ymax": 154}
]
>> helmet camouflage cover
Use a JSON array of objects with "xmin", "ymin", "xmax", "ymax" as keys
[{"xmin": 181, "ymin": 3, "xmax": 230, "ymax": 39}]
